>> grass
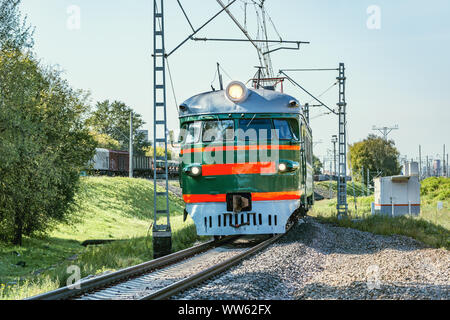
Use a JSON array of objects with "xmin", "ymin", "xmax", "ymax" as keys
[
  {"xmin": 315, "ymin": 180, "xmax": 372, "ymax": 197},
  {"xmin": 0, "ymin": 176, "xmax": 205, "ymax": 300},
  {"xmin": 310, "ymin": 177, "xmax": 450, "ymax": 250}
]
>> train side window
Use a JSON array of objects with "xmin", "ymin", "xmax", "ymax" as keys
[
  {"xmin": 179, "ymin": 122, "xmax": 201, "ymax": 145},
  {"xmin": 273, "ymin": 119, "xmax": 299, "ymax": 140},
  {"xmin": 305, "ymin": 133, "xmax": 313, "ymax": 164},
  {"xmin": 289, "ymin": 119, "xmax": 300, "ymax": 140},
  {"xmin": 202, "ymin": 120, "xmax": 234, "ymax": 142}
]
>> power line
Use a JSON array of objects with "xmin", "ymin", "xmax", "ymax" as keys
[
  {"xmin": 166, "ymin": 0, "xmax": 237, "ymax": 57},
  {"xmin": 176, "ymin": 0, "xmax": 195, "ymax": 32},
  {"xmin": 279, "ymin": 71, "xmax": 337, "ymax": 115},
  {"xmin": 305, "ymin": 81, "xmax": 338, "ymax": 104}
]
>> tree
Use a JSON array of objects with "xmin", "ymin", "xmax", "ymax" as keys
[
  {"xmin": 144, "ymin": 146, "xmax": 172, "ymax": 160},
  {"xmin": 0, "ymin": 0, "xmax": 34, "ymax": 50},
  {"xmin": 313, "ymin": 155, "xmax": 323, "ymax": 175},
  {"xmin": 0, "ymin": 1, "xmax": 96, "ymax": 244},
  {"xmin": 89, "ymin": 131, "xmax": 120, "ymax": 150},
  {"xmin": 349, "ymin": 134, "xmax": 402, "ymax": 185},
  {"xmin": 87, "ymin": 100, "xmax": 150, "ymax": 154}
]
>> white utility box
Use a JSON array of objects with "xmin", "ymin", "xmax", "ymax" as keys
[{"xmin": 372, "ymin": 162, "xmax": 421, "ymax": 216}]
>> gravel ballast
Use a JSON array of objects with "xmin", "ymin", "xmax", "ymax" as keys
[{"xmin": 175, "ymin": 217, "xmax": 449, "ymax": 300}]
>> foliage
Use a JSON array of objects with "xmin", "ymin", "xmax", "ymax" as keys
[
  {"xmin": 0, "ymin": 48, "xmax": 96, "ymax": 245},
  {"xmin": 0, "ymin": 0, "xmax": 34, "ymax": 50},
  {"xmin": 349, "ymin": 134, "xmax": 401, "ymax": 185},
  {"xmin": 89, "ymin": 131, "xmax": 120, "ymax": 150},
  {"xmin": 312, "ymin": 155, "xmax": 323, "ymax": 175},
  {"xmin": 86, "ymin": 100, "xmax": 150, "ymax": 154},
  {"xmin": 421, "ymin": 177, "xmax": 450, "ymax": 202},
  {"xmin": 144, "ymin": 146, "xmax": 172, "ymax": 160}
]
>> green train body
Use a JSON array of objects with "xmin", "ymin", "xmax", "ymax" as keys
[{"xmin": 178, "ymin": 82, "xmax": 313, "ymax": 236}]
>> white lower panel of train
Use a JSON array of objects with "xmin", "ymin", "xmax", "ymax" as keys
[{"xmin": 186, "ymin": 199, "xmax": 300, "ymax": 236}]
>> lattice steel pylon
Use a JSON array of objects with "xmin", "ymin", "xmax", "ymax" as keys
[
  {"xmin": 152, "ymin": 0, "xmax": 171, "ymax": 258},
  {"xmin": 336, "ymin": 63, "xmax": 348, "ymax": 217}
]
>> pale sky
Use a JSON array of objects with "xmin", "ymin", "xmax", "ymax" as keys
[{"xmin": 20, "ymin": 0, "xmax": 450, "ymax": 165}]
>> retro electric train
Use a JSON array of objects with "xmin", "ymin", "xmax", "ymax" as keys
[{"xmin": 178, "ymin": 81, "xmax": 314, "ymax": 236}]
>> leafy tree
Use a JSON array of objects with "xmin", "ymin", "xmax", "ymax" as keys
[
  {"xmin": 0, "ymin": 0, "xmax": 34, "ymax": 50},
  {"xmin": 0, "ymin": 1, "xmax": 95, "ymax": 244},
  {"xmin": 349, "ymin": 134, "xmax": 401, "ymax": 185},
  {"xmin": 144, "ymin": 146, "xmax": 172, "ymax": 160},
  {"xmin": 87, "ymin": 100, "xmax": 149, "ymax": 154},
  {"xmin": 313, "ymin": 155, "xmax": 323, "ymax": 175},
  {"xmin": 89, "ymin": 131, "xmax": 120, "ymax": 150}
]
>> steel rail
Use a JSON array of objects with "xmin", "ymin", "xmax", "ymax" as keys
[
  {"xmin": 140, "ymin": 224, "xmax": 293, "ymax": 300},
  {"xmin": 26, "ymin": 236, "xmax": 235, "ymax": 300}
]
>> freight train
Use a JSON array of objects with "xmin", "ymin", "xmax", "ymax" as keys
[
  {"xmin": 87, "ymin": 148, "xmax": 179, "ymax": 178},
  {"xmin": 178, "ymin": 81, "xmax": 314, "ymax": 236}
]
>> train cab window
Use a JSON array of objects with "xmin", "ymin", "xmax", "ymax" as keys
[
  {"xmin": 178, "ymin": 121, "xmax": 201, "ymax": 145},
  {"xmin": 273, "ymin": 119, "xmax": 299, "ymax": 140},
  {"xmin": 202, "ymin": 120, "xmax": 234, "ymax": 142},
  {"xmin": 238, "ymin": 119, "xmax": 273, "ymax": 141}
]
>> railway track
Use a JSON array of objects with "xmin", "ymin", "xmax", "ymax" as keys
[{"xmin": 27, "ymin": 224, "xmax": 293, "ymax": 300}]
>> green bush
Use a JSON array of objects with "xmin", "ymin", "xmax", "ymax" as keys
[
  {"xmin": 0, "ymin": 49, "xmax": 96, "ymax": 245},
  {"xmin": 421, "ymin": 177, "xmax": 450, "ymax": 201}
]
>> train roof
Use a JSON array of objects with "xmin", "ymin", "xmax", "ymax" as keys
[{"xmin": 178, "ymin": 88, "xmax": 302, "ymax": 118}]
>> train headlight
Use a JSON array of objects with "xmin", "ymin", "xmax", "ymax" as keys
[
  {"xmin": 278, "ymin": 160, "xmax": 299, "ymax": 173},
  {"xmin": 225, "ymin": 81, "xmax": 248, "ymax": 103},
  {"xmin": 191, "ymin": 166, "xmax": 201, "ymax": 176},
  {"xmin": 278, "ymin": 163, "xmax": 288, "ymax": 172},
  {"xmin": 184, "ymin": 164, "xmax": 202, "ymax": 177}
]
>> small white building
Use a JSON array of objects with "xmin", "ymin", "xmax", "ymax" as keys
[{"xmin": 372, "ymin": 162, "xmax": 421, "ymax": 216}]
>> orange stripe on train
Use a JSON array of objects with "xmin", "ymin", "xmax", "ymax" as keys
[
  {"xmin": 202, "ymin": 162, "xmax": 276, "ymax": 176},
  {"xmin": 183, "ymin": 190, "xmax": 302, "ymax": 203}
]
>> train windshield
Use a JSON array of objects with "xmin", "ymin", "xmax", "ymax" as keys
[
  {"xmin": 202, "ymin": 120, "xmax": 234, "ymax": 142},
  {"xmin": 179, "ymin": 121, "xmax": 201, "ymax": 144},
  {"xmin": 238, "ymin": 119, "xmax": 273, "ymax": 141},
  {"xmin": 273, "ymin": 119, "xmax": 299, "ymax": 140}
]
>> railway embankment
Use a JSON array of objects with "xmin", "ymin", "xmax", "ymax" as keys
[
  {"xmin": 311, "ymin": 177, "xmax": 449, "ymax": 249},
  {"xmin": 175, "ymin": 217, "xmax": 449, "ymax": 300},
  {"xmin": 2, "ymin": 177, "xmax": 448, "ymax": 300},
  {"xmin": 0, "ymin": 177, "xmax": 202, "ymax": 300}
]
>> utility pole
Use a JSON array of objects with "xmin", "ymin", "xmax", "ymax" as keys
[
  {"xmin": 329, "ymin": 156, "xmax": 332, "ymax": 198},
  {"xmin": 152, "ymin": 0, "xmax": 171, "ymax": 259},
  {"xmin": 336, "ymin": 63, "xmax": 348, "ymax": 218},
  {"xmin": 331, "ymin": 135, "xmax": 337, "ymax": 177},
  {"xmin": 129, "ymin": 111, "xmax": 133, "ymax": 178},
  {"xmin": 372, "ymin": 125, "xmax": 399, "ymax": 141},
  {"xmin": 304, "ymin": 103, "xmax": 310, "ymax": 124},
  {"xmin": 278, "ymin": 64, "xmax": 348, "ymax": 216}
]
